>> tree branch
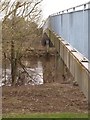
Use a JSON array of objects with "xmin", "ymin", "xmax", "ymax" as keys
[
  {"xmin": 3, "ymin": 2, "xmax": 26, "ymax": 22},
  {"xmin": 24, "ymin": 1, "xmax": 42, "ymax": 18}
]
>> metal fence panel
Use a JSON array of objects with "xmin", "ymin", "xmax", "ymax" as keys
[{"xmin": 43, "ymin": 4, "xmax": 90, "ymax": 60}]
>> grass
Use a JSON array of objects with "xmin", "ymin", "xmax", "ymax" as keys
[{"xmin": 2, "ymin": 112, "xmax": 88, "ymax": 119}]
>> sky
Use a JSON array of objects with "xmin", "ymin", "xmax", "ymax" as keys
[
  {"xmin": 42, "ymin": 0, "xmax": 89, "ymax": 19},
  {"xmin": 0, "ymin": 0, "xmax": 89, "ymax": 21}
]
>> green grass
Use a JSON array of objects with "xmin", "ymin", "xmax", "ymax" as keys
[{"xmin": 2, "ymin": 112, "xmax": 88, "ymax": 119}]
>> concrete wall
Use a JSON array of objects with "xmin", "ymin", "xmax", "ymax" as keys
[{"xmin": 46, "ymin": 29, "xmax": 90, "ymax": 101}]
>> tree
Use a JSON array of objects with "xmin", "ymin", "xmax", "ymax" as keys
[{"xmin": 1, "ymin": 0, "xmax": 43, "ymax": 85}]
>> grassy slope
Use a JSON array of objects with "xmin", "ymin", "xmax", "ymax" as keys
[{"xmin": 3, "ymin": 112, "xmax": 88, "ymax": 118}]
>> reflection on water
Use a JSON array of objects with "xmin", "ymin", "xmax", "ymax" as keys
[
  {"xmin": 25, "ymin": 61, "xmax": 43, "ymax": 85},
  {"xmin": 2, "ymin": 54, "xmax": 68, "ymax": 86},
  {"xmin": 2, "ymin": 60, "xmax": 43, "ymax": 86},
  {"xmin": 2, "ymin": 69, "xmax": 11, "ymax": 86}
]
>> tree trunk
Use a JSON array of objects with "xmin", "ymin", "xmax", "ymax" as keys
[
  {"xmin": 11, "ymin": 40, "xmax": 15, "ymax": 84},
  {"xmin": 4, "ymin": 52, "xmax": 6, "ymax": 83},
  {"xmin": 11, "ymin": 4, "xmax": 18, "ymax": 85}
]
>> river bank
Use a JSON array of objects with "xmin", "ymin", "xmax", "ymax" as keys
[{"xmin": 2, "ymin": 50, "xmax": 88, "ymax": 117}]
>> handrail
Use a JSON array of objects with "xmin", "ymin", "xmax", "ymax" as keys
[{"xmin": 50, "ymin": 1, "xmax": 90, "ymax": 16}]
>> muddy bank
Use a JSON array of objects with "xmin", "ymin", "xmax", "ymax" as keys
[
  {"xmin": 2, "ymin": 52, "xmax": 88, "ymax": 116},
  {"xmin": 3, "ymin": 83, "xmax": 88, "ymax": 114}
]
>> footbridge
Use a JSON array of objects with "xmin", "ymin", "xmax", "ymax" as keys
[{"xmin": 43, "ymin": 2, "xmax": 90, "ymax": 102}]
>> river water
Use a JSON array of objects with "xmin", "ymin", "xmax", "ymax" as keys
[{"xmin": 2, "ymin": 55, "xmax": 71, "ymax": 86}]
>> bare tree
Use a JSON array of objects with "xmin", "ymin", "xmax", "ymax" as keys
[
  {"xmin": 1, "ymin": 0, "xmax": 43, "ymax": 85},
  {"xmin": 0, "ymin": 0, "xmax": 42, "ymax": 22}
]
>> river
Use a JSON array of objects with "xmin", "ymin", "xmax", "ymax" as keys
[{"xmin": 2, "ymin": 54, "xmax": 71, "ymax": 86}]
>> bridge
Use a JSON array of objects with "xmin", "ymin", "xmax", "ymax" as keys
[{"xmin": 43, "ymin": 2, "xmax": 90, "ymax": 102}]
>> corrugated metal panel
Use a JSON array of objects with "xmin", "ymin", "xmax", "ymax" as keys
[
  {"xmin": 88, "ymin": 10, "xmax": 90, "ymax": 60},
  {"xmin": 43, "ymin": 3, "xmax": 90, "ymax": 60}
]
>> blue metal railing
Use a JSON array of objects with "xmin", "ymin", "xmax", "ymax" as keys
[{"xmin": 43, "ymin": 2, "xmax": 90, "ymax": 60}]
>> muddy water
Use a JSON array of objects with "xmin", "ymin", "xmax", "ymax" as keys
[{"xmin": 2, "ymin": 54, "xmax": 71, "ymax": 86}]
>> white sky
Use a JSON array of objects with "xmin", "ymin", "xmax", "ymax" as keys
[{"xmin": 42, "ymin": 0, "xmax": 89, "ymax": 19}]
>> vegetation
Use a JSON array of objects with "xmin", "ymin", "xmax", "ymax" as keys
[
  {"xmin": 1, "ymin": 0, "xmax": 43, "ymax": 85},
  {"xmin": 3, "ymin": 112, "xmax": 88, "ymax": 118},
  {"xmin": 1, "ymin": 1, "xmax": 88, "ymax": 119}
]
